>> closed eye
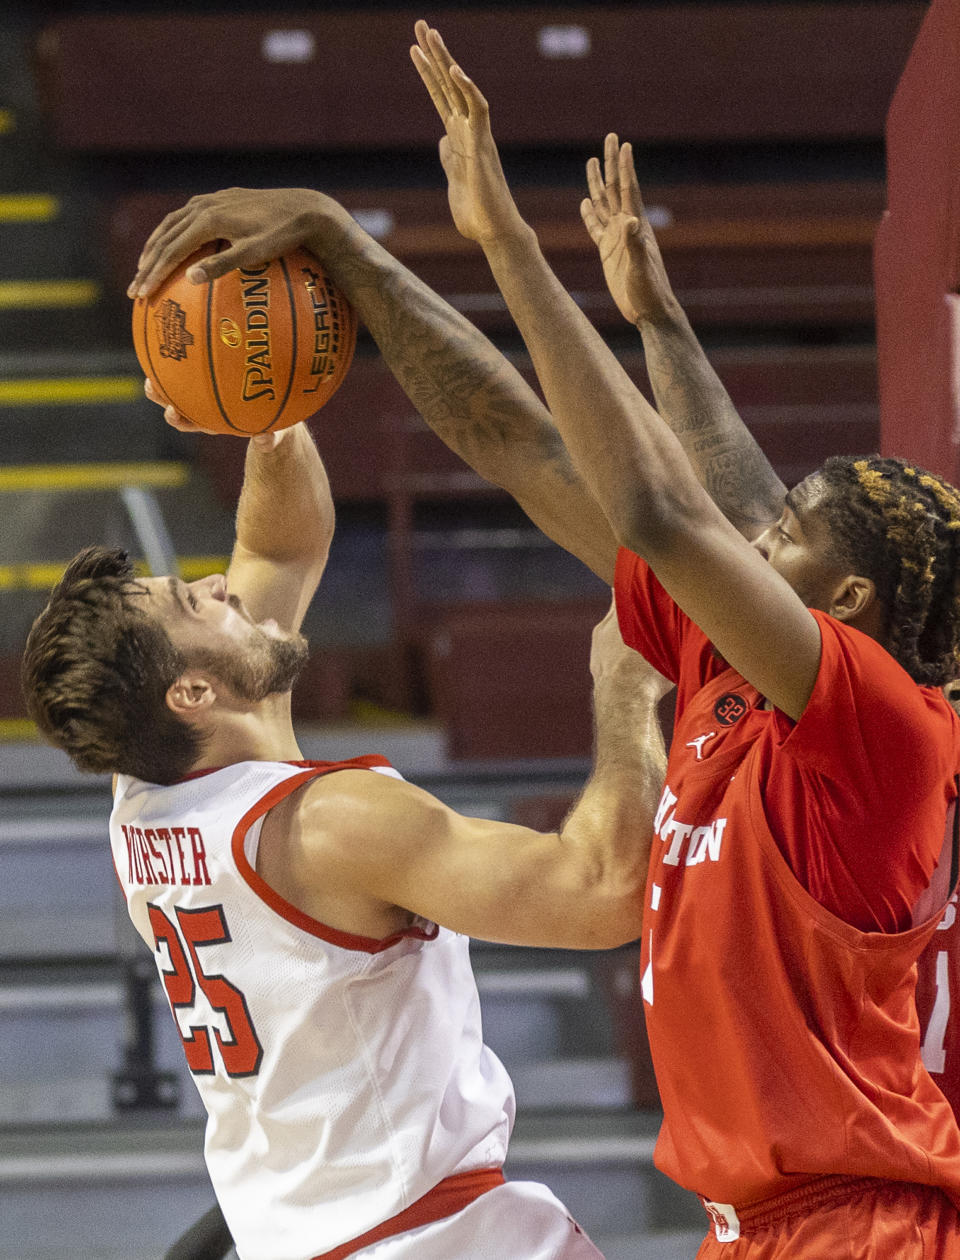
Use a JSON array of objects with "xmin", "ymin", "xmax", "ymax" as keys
[{"xmin": 186, "ymin": 590, "xmax": 199, "ymax": 611}]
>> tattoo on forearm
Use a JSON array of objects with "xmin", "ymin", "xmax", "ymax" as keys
[
  {"xmin": 642, "ymin": 324, "xmax": 786, "ymax": 530},
  {"xmin": 323, "ymin": 231, "xmax": 576, "ymax": 488}
]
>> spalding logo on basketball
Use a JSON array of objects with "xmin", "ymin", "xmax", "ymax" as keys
[{"xmin": 132, "ymin": 245, "xmax": 357, "ymax": 435}]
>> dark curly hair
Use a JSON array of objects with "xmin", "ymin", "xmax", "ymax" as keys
[
  {"xmin": 815, "ymin": 455, "xmax": 960, "ymax": 687},
  {"xmin": 21, "ymin": 546, "xmax": 204, "ymax": 784}
]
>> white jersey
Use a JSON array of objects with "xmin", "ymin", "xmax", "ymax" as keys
[{"xmin": 109, "ymin": 757, "xmax": 517, "ymax": 1260}]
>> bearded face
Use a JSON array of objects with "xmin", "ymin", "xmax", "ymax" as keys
[{"xmin": 187, "ymin": 622, "xmax": 310, "ymax": 701}]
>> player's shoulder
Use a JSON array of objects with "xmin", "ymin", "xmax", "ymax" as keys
[
  {"xmin": 282, "ymin": 761, "xmax": 439, "ymax": 852},
  {"xmin": 817, "ymin": 613, "xmax": 952, "ymax": 711}
]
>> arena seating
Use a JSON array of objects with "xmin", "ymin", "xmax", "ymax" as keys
[
  {"xmin": 423, "ymin": 598, "xmax": 608, "ymax": 760},
  {"xmin": 109, "ymin": 180, "xmax": 884, "ymax": 334},
  {"xmin": 35, "ymin": 5, "xmax": 922, "ymax": 151},
  {"xmin": 190, "ymin": 342, "xmax": 879, "ymax": 508}
]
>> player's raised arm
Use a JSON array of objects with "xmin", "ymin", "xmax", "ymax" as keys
[
  {"xmin": 581, "ymin": 134, "xmax": 786, "ymax": 537},
  {"xmin": 411, "ymin": 22, "xmax": 828, "ymax": 720},
  {"xmin": 130, "ymin": 189, "xmax": 618, "ymax": 584},
  {"xmin": 270, "ymin": 604, "xmax": 670, "ymax": 949},
  {"xmin": 227, "ymin": 422, "xmax": 334, "ymax": 633},
  {"xmin": 143, "ymin": 379, "xmax": 332, "ymax": 635}
]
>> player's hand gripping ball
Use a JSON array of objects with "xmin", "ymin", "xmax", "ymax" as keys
[{"xmin": 132, "ymin": 245, "xmax": 356, "ymax": 435}]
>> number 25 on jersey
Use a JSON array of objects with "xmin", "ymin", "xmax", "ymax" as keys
[{"xmin": 149, "ymin": 902, "xmax": 263, "ymax": 1077}]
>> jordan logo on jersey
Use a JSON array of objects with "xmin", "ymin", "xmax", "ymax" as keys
[
  {"xmin": 653, "ymin": 785, "xmax": 728, "ymax": 867},
  {"xmin": 686, "ymin": 731, "xmax": 717, "ymax": 760}
]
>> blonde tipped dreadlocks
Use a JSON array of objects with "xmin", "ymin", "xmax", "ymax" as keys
[{"xmin": 816, "ymin": 455, "xmax": 960, "ymax": 686}]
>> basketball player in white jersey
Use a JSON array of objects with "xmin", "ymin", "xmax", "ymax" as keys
[{"xmin": 22, "ymin": 400, "xmax": 670, "ymax": 1259}]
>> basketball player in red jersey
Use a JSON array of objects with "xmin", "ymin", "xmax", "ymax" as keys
[
  {"xmin": 127, "ymin": 22, "xmax": 960, "ymax": 1260},
  {"xmin": 577, "ymin": 121, "xmax": 960, "ymax": 1161},
  {"xmin": 402, "ymin": 26, "xmax": 960, "ymax": 1259},
  {"xmin": 22, "ymin": 387, "xmax": 672, "ymax": 1252}
]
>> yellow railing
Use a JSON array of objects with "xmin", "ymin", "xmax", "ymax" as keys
[{"xmin": 0, "ymin": 461, "xmax": 189, "ymax": 492}]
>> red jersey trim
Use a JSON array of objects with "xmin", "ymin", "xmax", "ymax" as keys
[
  {"xmin": 109, "ymin": 847, "xmax": 125, "ymax": 893},
  {"xmin": 312, "ymin": 1168, "xmax": 505, "ymax": 1260},
  {"xmin": 231, "ymin": 762, "xmax": 439, "ymax": 954},
  {"xmin": 178, "ymin": 755, "xmax": 393, "ymax": 783}
]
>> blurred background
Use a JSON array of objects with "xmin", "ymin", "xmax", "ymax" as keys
[{"xmin": 0, "ymin": 0, "xmax": 946, "ymax": 1256}]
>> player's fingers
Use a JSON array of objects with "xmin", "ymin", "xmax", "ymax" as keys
[
  {"xmin": 619, "ymin": 141, "xmax": 647, "ymax": 217},
  {"xmin": 603, "ymin": 133, "xmax": 622, "ymax": 216},
  {"xmin": 414, "ymin": 22, "xmax": 459, "ymax": 117},
  {"xmin": 184, "ymin": 240, "xmax": 264, "ymax": 283},
  {"xmin": 579, "ymin": 197, "xmax": 604, "ymax": 244},
  {"xmin": 426, "ymin": 28, "xmax": 469, "ymax": 117},
  {"xmin": 585, "ymin": 157, "xmax": 608, "ymax": 220},
  {"xmin": 162, "ymin": 404, "xmax": 190, "ymax": 430},
  {"xmin": 410, "ymin": 44, "xmax": 452, "ymax": 124},
  {"xmin": 134, "ymin": 250, "xmax": 201, "ymax": 297},
  {"xmin": 133, "ymin": 224, "xmax": 220, "ymax": 296},
  {"xmin": 130, "ymin": 209, "xmax": 205, "ymax": 294},
  {"xmin": 137, "ymin": 204, "xmax": 193, "ymax": 263},
  {"xmin": 622, "ymin": 216, "xmax": 646, "ymax": 265},
  {"xmin": 450, "ymin": 63, "xmax": 489, "ymax": 125},
  {"xmin": 163, "ymin": 403, "xmax": 219, "ymax": 436}
]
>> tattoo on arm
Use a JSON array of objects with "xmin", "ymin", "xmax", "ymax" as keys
[
  {"xmin": 323, "ymin": 228, "xmax": 577, "ymax": 492},
  {"xmin": 641, "ymin": 321, "xmax": 786, "ymax": 534}
]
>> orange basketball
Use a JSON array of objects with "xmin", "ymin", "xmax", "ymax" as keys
[{"xmin": 132, "ymin": 245, "xmax": 356, "ymax": 435}]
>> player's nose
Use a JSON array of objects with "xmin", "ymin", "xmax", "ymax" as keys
[
  {"xmin": 193, "ymin": 574, "xmax": 228, "ymax": 601},
  {"xmin": 751, "ymin": 529, "xmax": 772, "ymax": 562}
]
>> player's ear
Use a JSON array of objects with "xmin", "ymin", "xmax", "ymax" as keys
[
  {"xmin": 166, "ymin": 671, "xmax": 216, "ymax": 720},
  {"xmin": 828, "ymin": 573, "xmax": 877, "ymax": 623}
]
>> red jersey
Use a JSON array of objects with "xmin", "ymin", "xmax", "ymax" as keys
[{"xmin": 615, "ymin": 548, "xmax": 960, "ymax": 1209}]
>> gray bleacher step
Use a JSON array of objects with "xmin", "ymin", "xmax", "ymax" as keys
[
  {"xmin": 0, "ymin": 1251, "xmax": 174, "ymax": 1260},
  {"xmin": 0, "ymin": 204, "xmax": 105, "ymax": 278},
  {"xmin": 0, "ymin": 477, "xmax": 234, "ymax": 569},
  {"xmin": 0, "ymin": 301, "xmax": 118, "ymax": 352},
  {"xmin": 0, "ymin": 965, "xmax": 629, "ymax": 1122},
  {"xmin": 508, "ymin": 1111, "xmax": 704, "ymax": 1236},
  {"xmin": 0, "ymin": 369, "xmax": 167, "ymax": 461},
  {"xmin": 0, "ymin": 811, "xmax": 120, "ymax": 959},
  {"xmin": 0, "ymin": 1073, "xmax": 203, "ymax": 1128},
  {"xmin": 0, "ymin": 1110, "xmax": 703, "ymax": 1251},
  {"xmin": 509, "ymin": 1057, "xmax": 633, "ymax": 1110},
  {"xmin": 0, "ymin": 979, "xmax": 191, "ymax": 1111},
  {"xmin": 0, "ymin": 1118, "xmax": 218, "ymax": 1260},
  {"xmin": 592, "ymin": 1231, "xmax": 704, "ymax": 1260},
  {"xmin": 0, "ymin": 347, "xmax": 138, "ymax": 377}
]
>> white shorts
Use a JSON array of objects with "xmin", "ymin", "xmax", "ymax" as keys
[{"xmin": 352, "ymin": 1180, "xmax": 604, "ymax": 1260}]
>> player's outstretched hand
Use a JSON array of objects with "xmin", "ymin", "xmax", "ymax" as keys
[
  {"xmin": 581, "ymin": 134, "xmax": 676, "ymax": 327},
  {"xmin": 143, "ymin": 378, "xmax": 285, "ymax": 449},
  {"xmin": 410, "ymin": 20, "xmax": 526, "ymax": 246},
  {"xmin": 590, "ymin": 597, "xmax": 673, "ymax": 701},
  {"xmin": 128, "ymin": 187, "xmax": 348, "ymax": 299}
]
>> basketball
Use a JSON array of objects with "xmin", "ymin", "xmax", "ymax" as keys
[{"xmin": 132, "ymin": 245, "xmax": 356, "ymax": 435}]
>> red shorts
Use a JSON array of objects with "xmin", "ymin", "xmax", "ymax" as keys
[{"xmin": 695, "ymin": 1177, "xmax": 960, "ymax": 1259}]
